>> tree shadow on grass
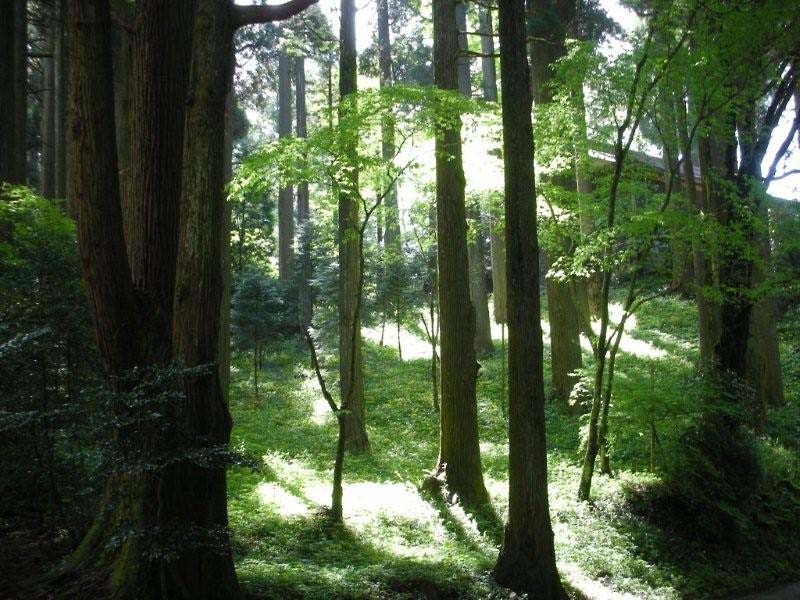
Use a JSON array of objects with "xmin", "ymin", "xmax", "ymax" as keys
[
  {"xmin": 419, "ymin": 483, "xmax": 504, "ymax": 551},
  {"xmin": 233, "ymin": 505, "xmax": 510, "ymax": 600}
]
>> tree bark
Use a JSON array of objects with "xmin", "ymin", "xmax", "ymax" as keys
[
  {"xmin": 479, "ymin": 9, "xmax": 507, "ymax": 327},
  {"xmin": 339, "ymin": 0, "xmax": 369, "ymax": 452},
  {"xmin": 127, "ymin": 0, "xmax": 194, "ymax": 344},
  {"xmin": 431, "ymin": 0, "xmax": 489, "ymax": 507},
  {"xmin": 112, "ymin": 22, "xmax": 131, "ymax": 228},
  {"xmin": 493, "ymin": 0, "xmax": 565, "ymax": 595},
  {"xmin": 41, "ymin": 49, "xmax": 56, "ymax": 198},
  {"xmin": 167, "ymin": 0, "xmax": 240, "ymax": 595},
  {"xmin": 296, "ymin": 56, "xmax": 313, "ymax": 326},
  {"xmin": 377, "ymin": 0, "xmax": 400, "ymax": 250},
  {"xmin": 677, "ymin": 94, "xmax": 719, "ymax": 369},
  {"xmin": 0, "ymin": 1, "xmax": 14, "ymax": 182},
  {"xmin": 529, "ymin": 0, "xmax": 582, "ymax": 403},
  {"xmin": 456, "ymin": 2, "xmax": 493, "ymax": 355},
  {"xmin": 12, "ymin": 0, "xmax": 28, "ymax": 183},
  {"xmin": 54, "ymin": 0, "xmax": 68, "ymax": 202},
  {"xmin": 745, "ymin": 209, "xmax": 785, "ymax": 416},
  {"xmin": 2, "ymin": 0, "xmax": 28, "ymax": 184},
  {"xmin": 40, "ymin": 1, "xmax": 57, "ymax": 197},
  {"xmin": 278, "ymin": 50, "xmax": 295, "ymax": 283}
]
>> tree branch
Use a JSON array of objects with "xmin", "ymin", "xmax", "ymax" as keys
[{"xmin": 233, "ymin": 0, "xmax": 320, "ymax": 28}]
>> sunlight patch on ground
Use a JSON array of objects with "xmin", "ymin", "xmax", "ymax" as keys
[
  {"xmin": 255, "ymin": 482, "xmax": 311, "ymax": 517},
  {"xmin": 300, "ymin": 372, "xmax": 332, "ymax": 425},
  {"xmin": 561, "ymin": 562, "xmax": 653, "ymax": 600},
  {"xmin": 479, "ymin": 440, "xmax": 509, "ymax": 461},
  {"xmin": 362, "ymin": 323, "xmax": 433, "ymax": 361},
  {"xmin": 584, "ymin": 303, "xmax": 667, "ymax": 360},
  {"xmin": 304, "ymin": 480, "xmax": 453, "ymax": 558}
]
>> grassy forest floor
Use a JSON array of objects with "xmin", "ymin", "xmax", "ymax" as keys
[{"xmin": 227, "ymin": 293, "xmax": 800, "ymax": 600}]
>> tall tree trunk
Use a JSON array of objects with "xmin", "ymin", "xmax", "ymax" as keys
[
  {"xmin": 480, "ymin": 9, "xmax": 507, "ymax": 328},
  {"xmin": 529, "ymin": 0, "xmax": 582, "ymax": 403},
  {"xmin": 167, "ymin": 1, "xmax": 240, "ymax": 595},
  {"xmin": 677, "ymin": 94, "xmax": 719, "ymax": 369},
  {"xmin": 278, "ymin": 50, "xmax": 295, "ymax": 283},
  {"xmin": 745, "ymin": 208, "xmax": 785, "ymax": 417},
  {"xmin": 339, "ymin": 0, "xmax": 369, "ymax": 451},
  {"xmin": 220, "ymin": 50, "xmax": 236, "ymax": 406},
  {"xmin": 54, "ymin": 0, "xmax": 68, "ymax": 201},
  {"xmin": 457, "ymin": 2, "xmax": 493, "ymax": 355},
  {"xmin": 296, "ymin": 56, "xmax": 313, "ymax": 326},
  {"xmin": 0, "ymin": 1, "xmax": 14, "ymax": 182},
  {"xmin": 2, "ymin": 0, "xmax": 28, "ymax": 183},
  {"xmin": 430, "ymin": 0, "xmax": 489, "ymax": 507},
  {"xmin": 40, "ymin": 1, "xmax": 56, "ymax": 197},
  {"xmin": 493, "ymin": 0, "xmax": 565, "ymax": 594},
  {"xmin": 127, "ymin": 0, "xmax": 194, "ymax": 339},
  {"xmin": 40, "ymin": 51, "xmax": 56, "ymax": 197},
  {"xmin": 574, "ymin": 84, "xmax": 601, "ymax": 317},
  {"xmin": 12, "ymin": 0, "xmax": 28, "ymax": 183},
  {"xmin": 113, "ymin": 23, "xmax": 132, "ymax": 227},
  {"xmin": 377, "ymin": 0, "xmax": 400, "ymax": 250},
  {"xmin": 63, "ymin": 2, "xmax": 148, "ymax": 592},
  {"xmin": 64, "ymin": 2, "xmax": 242, "ymax": 597}
]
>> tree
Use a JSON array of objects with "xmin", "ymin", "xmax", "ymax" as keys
[
  {"xmin": 278, "ymin": 49, "xmax": 295, "ymax": 283},
  {"xmin": 492, "ymin": 0, "xmax": 566, "ymax": 595},
  {"xmin": 296, "ymin": 55, "xmax": 313, "ymax": 326},
  {"xmin": 457, "ymin": 2, "xmax": 494, "ymax": 356},
  {"xmin": 429, "ymin": 0, "xmax": 490, "ymax": 507},
  {"xmin": 377, "ymin": 0, "xmax": 401, "ymax": 250},
  {"xmin": 232, "ymin": 270, "xmax": 293, "ymax": 403},
  {"xmin": 529, "ymin": 0, "xmax": 583, "ymax": 404},
  {"xmin": 339, "ymin": 0, "xmax": 370, "ymax": 452},
  {"xmin": 1, "ymin": 0, "xmax": 28, "ymax": 184},
  {"xmin": 62, "ymin": 0, "xmax": 319, "ymax": 596}
]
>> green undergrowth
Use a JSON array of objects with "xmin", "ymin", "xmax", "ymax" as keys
[{"xmin": 227, "ymin": 294, "xmax": 800, "ymax": 599}]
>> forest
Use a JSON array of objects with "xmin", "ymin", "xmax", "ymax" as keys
[{"xmin": 1, "ymin": 0, "xmax": 799, "ymax": 598}]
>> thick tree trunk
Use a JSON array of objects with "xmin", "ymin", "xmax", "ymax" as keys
[
  {"xmin": 112, "ymin": 23, "xmax": 132, "ymax": 228},
  {"xmin": 167, "ymin": 0, "xmax": 240, "ymax": 596},
  {"xmin": 339, "ymin": 0, "xmax": 369, "ymax": 452},
  {"xmin": 431, "ymin": 0, "xmax": 489, "ymax": 507},
  {"xmin": 296, "ymin": 56, "xmax": 313, "ymax": 326},
  {"xmin": 127, "ymin": 0, "xmax": 194, "ymax": 340},
  {"xmin": 63, "ymin": 2, "xmax": 150, "ymax": 593},
  {"xmin": 493, "ymin": 0, "xmax": 565, "ymax": 595},
  {"xmin": 278, "ymin": 50, "xmax": 295, "ymax": 283},
  {"xmin": 529, "ymin": 0, "xmax": 582, "ymax": 402},
  {"xmin": 220, "ymin": 51, "xmax": 236, "ymax": 406},
  {"xmin": 66, "ymin": 0, "xmax": 139, "ymax": 380},
  {"xmin": 64, "ymin": 2, "xmax": 242, "ymax": 597}
]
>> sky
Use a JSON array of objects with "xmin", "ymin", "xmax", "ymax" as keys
[{"xmin": 238, "ymin": 0, "xmax": 799, "ymax": 200}]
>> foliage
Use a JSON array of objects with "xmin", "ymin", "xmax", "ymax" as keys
[
  {"xmin": 0, "ymin": 185, "xmax": 98, "ymax": 531},
  {"xmin": 232, "ymin": 269, "xmax": 297, "ymax": 353},
  {"xmin": 226, "ymin": 293, "xmax": 800, "ymax": 599}
]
